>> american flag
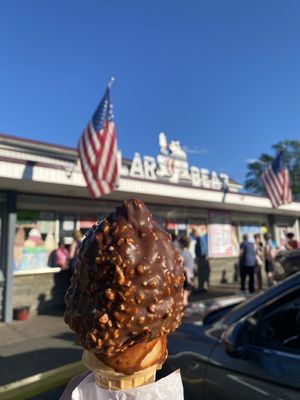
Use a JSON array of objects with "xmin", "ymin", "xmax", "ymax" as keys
[
  {"xmin": 261, "ymin": 152, "xmax": 292, "ymax": 207},
  {"xmin": 78, "ymin": 85, "xmax": 119, "ymax": 198}
]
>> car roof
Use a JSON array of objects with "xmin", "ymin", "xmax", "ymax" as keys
[
  {"xmin": 277, "ymin": 249, "xmax": 300, "ymax": 258},
  {"xmin": 222, "ymin": 272, "xmax": 300, "ymax": 326}
]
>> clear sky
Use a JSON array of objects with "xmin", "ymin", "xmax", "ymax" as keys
[{"xmin": 0, "ymin": 0, "xmax": 299, "ymax": 184}]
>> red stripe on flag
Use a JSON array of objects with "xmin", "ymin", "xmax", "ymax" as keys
[
  {"xmin": 78, "ymin": 139, "xmax": 99, "ymax": 198},
  {"xmin": 262, "ymin": 169, "xmax": 280, "ymax": 207},
  {"xmin": 102, "ymin": 128, "xmax": 116, "ymax": 181},
  {"xmin": 261, "ymin": 161, "xmax": 292, "ymax": 207},
  {"xmin": 87, "ymin": 125, "xmax": 98, "ymax": 164},
  {"xmin": 268, "ymin": 169, "xmax": 282, "ymax": 199},
  {"xmin": 95, "ymin": 121, "xmax": 112, "ymax": 180},
  {"xmin": 81, "ymin": 136, "xmax": 105, "ymax": 198},
  {"xmin": 89, "ymin": 122, "xmax": 102, "ymax": 151},
  {"xmin": 265, "ymin": 170, "xmax": 281, "ymax": 205}
]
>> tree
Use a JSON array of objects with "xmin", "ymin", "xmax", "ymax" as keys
[{"xmin": 244, "ymin": 140, "xmax": 300, "ymax": 201}]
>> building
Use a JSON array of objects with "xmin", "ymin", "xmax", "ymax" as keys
[{"xmin": 0, "ymin": 132, "xmax": 299, "ymax": 322}]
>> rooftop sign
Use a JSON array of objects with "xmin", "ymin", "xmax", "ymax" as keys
[{"xmin": 120, "ymin": 133, "xmax": 235, "ymax": 191}]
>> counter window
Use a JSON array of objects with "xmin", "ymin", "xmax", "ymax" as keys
[{"xmin": 14, "ymin": 211, "xmax": 57, "ymax": 272}]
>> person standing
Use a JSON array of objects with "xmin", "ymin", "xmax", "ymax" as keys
[
  {"xmin": 239, "ymin": 234, "xmax": 256, "ymax": 294},
  {"xmin": 189, "ymin": 228, "xmax": 197, "ymax": 259},
  {"xmin": 69, "ymin": 230, "xmax": 83, "ymax": 271},
  {"xmin": 195, "ymin": 230, "xmax": 209, "ymax": 292},
  {"xmin": 285, "ymin": 232, "xmax": 299, "ymax": 250},
  {"xmin": 55, "ymin": 238, "xmax": 69, "ymax": 270},
  {"xmin": 254, "ymin": 234, "xmax": 263, "ymax": 291},
  {"xmin": 171, "ymin": 233, "xmax": 180, "ymax": 251},
  {"xmin": 189, "ymin": 228, "xmax": 198, "ymax": 288},
  {"xmin": 263, "ymin": 233, "xmax": 277, "ymax": 287},
  {"xmin": 178, "ymin": 236, "xmax": 194, "ymax": 306}
]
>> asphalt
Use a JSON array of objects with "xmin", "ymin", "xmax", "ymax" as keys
[
  {"xmin": 0, "ymin": 283, "xmax": 240, "ymax": 399},
  {"xmin": 0, "ymin": 313, "xmax": 82, "ymax": 387}
]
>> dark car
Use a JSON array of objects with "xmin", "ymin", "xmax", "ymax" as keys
[
  {"xmin": 162, "ymin": 272, "xmax": 300, "ymax": 399},
  {"xmin": 274, "ymin": 249, "xmax": 300, "ymax": 280}
]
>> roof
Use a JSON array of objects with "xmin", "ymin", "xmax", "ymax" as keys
[{"xmin": 0, "ymin": 133, "xmax": 299, "ymax": 216}]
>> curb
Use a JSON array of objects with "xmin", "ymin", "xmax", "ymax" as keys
[{"xmin": 0, "ymin": 361, "xmax": 87, "ymax": 400}]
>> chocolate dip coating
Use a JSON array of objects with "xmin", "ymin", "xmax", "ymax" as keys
[{"xmin": 64, "ymin": 199, "xmax": 184, "ymax": 359}]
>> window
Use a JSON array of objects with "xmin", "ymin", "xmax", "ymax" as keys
[
  {"xmin": 245, "ymin": 289, "xmax": 300, "ymax": 354},
  {"xmin": 14, "ymin": 210, "xmax": 57, "ymax": 271}
]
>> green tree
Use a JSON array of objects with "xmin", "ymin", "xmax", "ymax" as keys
[{"xmin": 244, "ymin": 140, "xmax": 300, "ymax": 201}]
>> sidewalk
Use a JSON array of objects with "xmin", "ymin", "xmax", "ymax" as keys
[
  {"xmin": 0, "ymin": 283, "xmax": 240, "ymax": 398},
  {"xmin": 190, "ymin": 282, "xmax": 239, "ymax": 302},
  {"xmin": 0, "ymin": 312, "xmax": 82, "ymax": 387}
]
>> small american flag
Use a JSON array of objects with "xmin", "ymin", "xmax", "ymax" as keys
[
  {"xmin": 261, "ymin": 152, "xmax": 292, "ymax": 207},
  {"xmin": 78, "ymin": 84, "xmax": 119, "ymax": 198}
]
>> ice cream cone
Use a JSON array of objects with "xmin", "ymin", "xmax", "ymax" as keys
[
  {"xmin": 83, "ymin": 350, "xmax": 162, "ymax": 390},
  {"xmin": 64, "ymin": 199, "xmax": 185, "ymax": 391}
]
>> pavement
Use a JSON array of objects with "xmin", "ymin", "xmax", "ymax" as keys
[
  {"xmin": 0, "ymin": 283, "xmax": 241, "ymax": 399},
  {"xmin": 0, "ymin": 313, "xmax": 82, "ymax": 386}
]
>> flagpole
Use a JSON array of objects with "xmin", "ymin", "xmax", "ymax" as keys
[{"xmin": 108, "ymin": 76, "xmax": 115, "ymax": 89}]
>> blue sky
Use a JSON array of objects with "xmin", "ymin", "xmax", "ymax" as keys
[{"xmin": 0, "ymin": 0, "xmax": 300, "ymax": 184}]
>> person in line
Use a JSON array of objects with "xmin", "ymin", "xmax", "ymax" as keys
[
  {"xmin": 285, "ymin": 232, "xmax": 299, "ymax": 250},
  {"xmin": 171, "ymin": 233, "xmax": 180, "ymax": 251},
  {"xmin": 189, "ymin": 228, "xmax": 198, "ymax": 289},
  {"xmin": 171, "ymin": 233, "xmax": 180, "ymax": 250},
  {"xmin": 239, "ymin": 234, "xmax": 256, "ymax": 294},
  {"xmin": 254, "ymin": 233, "xmax": 263, "ymax": 291},
  {"xmin": 178, "ymin": 236, "xmax": 194, "ymax": 306},
  {"xmin": 69, "ymin": 230, "xmax": 83, "ymax": 271},
  {"xmin": 189, "ymin": 228, "xmax": 197, "ymax": 259},
  {"xmin": 55, "ymin": 238, "xmax": 69, "ymax": 270},
  {"xmin": 263, "ymin": 232, "xmax": 277, "ymax": 288},
  {"xmin": 195, "ymin": 230, "xmax": 209, "ymax": 292}
]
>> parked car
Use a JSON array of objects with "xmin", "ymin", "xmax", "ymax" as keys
[
  {"xmin": 161, "ymin": 272, "xmax": 300, "ymax": 400},
  {"xmin": 274, "ymin": 249, "xmax": 300, "ymax": 280},
  {"xmin": 201, "ymin": 295, "xmax": 246, "ymax": 325},
  {"xmin": 184, "ymin": 295, "xmax": 246, "ymax": 325}
]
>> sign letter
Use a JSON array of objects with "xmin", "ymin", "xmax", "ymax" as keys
[
  {"xmin": 143, "ymin": 156, "xmax": 157, "ymax": 180},
  {"xmin": 200, "ymin": 168, "xmax": 210, "ymax": 188},
  {"xmin": 190, "ymin": 166, "xmax": 201, "ymax": 187},
  {"xmin": 211, "ymin": 171, "xmax": 221, "ymax": 190},
  {"xmin": 129, "ymin": 153, "xmax": 145, "ymax": 178}
]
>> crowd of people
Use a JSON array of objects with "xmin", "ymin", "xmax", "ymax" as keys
[
  {"xmin": 49, "ymin": 227, "xmax": 299, "ymax": 303},
  {"xmin": 173, "ymin": 228, "xmax": 300, "ymax": 306},
  {"xmin": 239, "ymin": 231, "xmax": 299, "ymax": 295}
]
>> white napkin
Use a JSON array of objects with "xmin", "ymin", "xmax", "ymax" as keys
[{"xmin": 71, "ymin": 370, "xmax": 184, "ymax": 400}]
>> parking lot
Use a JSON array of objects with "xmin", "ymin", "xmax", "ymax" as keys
[{"xmin": 0, "ymin": 284, "xmax": 239, "ymax": 399}]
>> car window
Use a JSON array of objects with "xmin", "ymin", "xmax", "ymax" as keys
[
  {"xmin": 222, "ymin": 273, "xmax": 300, "ymax": 326},
  {"xmin": 243, "ymin": 289, "xmax": 300, "ymax": 354}
]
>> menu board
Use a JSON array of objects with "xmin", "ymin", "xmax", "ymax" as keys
[{"xmin": 208, "ymin": 211, "xmax": 233, "ymax": 257}]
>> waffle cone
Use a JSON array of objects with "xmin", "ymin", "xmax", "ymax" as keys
[{"xmin": 82, "ymin": 350, "xmax": 162, "ymax": 390}]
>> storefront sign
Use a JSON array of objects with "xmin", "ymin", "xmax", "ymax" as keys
[
  {"xmin": 120, "ymin": 133, "xmax": 231, "ymax": 191},
  {"xmin": 208, "ymin": 211, "xmax": 233, "ymax": 257}
]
